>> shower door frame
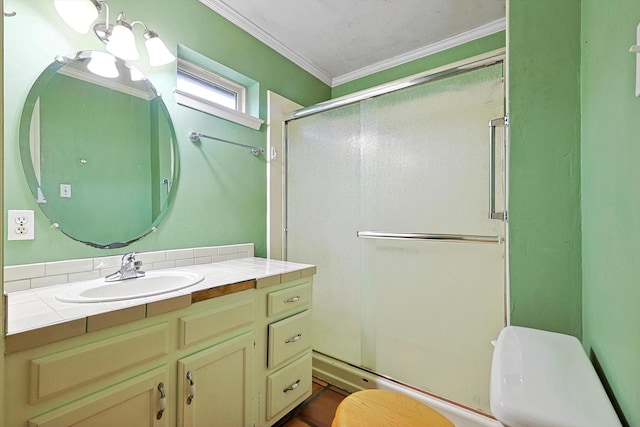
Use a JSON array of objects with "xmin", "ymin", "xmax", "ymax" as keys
[
  {"xmin": 279, "ymin": 49, "xmax": 510, "ymax": 326},
  {"xmin": 274, "ymin": 48, "xmax": 511, "ymax": 410}
]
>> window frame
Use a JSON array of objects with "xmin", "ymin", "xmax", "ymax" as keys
[{"xmin": 174, "ymin": 59, "xmax": 263, "ymax": 130}]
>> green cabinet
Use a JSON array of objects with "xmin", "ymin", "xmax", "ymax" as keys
[{"xmin": 177, "ymin": 332, "xmax": 254, "ymax": 427}]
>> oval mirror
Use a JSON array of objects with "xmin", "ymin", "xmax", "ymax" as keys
[{"xmin": 19, "ymin": 51, "xmax": 179, "ymax": 249}]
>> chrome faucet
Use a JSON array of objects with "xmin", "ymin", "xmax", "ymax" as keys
[{"xmin": 105, "ymin": 252, "xmax": 145, "ymax": 282}]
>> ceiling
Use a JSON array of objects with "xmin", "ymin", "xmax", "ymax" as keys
[{"xmin": 200, "ymin": 0, "xmax": 506, "ymax": 87}]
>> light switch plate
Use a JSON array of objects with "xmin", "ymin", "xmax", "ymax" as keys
[
  {"xmin": 60, "ymin": 184, "xmax": 72, "ymax": 198},
  {"xmin": 8, "ymin": 210, "xmax": 35, "ymax": 240}
]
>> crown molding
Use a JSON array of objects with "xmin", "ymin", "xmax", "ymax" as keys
[
  {"xmin": 199, "ymin": 0, "xmax": 333, "ymax": 86},
  {"xmin": 331, "ymin": 18, "xmax": 506, "ymax": 87},
  {"xmin": 199, "ymin": 0, "xmax": 505, "ymax": 89}
]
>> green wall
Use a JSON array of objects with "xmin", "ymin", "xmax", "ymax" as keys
[
  {"xmin": 581, "ymin": 1, "xmax": 640, "ymax": 425},
  {"xmin": 507, "ymin": 0, "xmax": 583, "ymax": 337},
  {"xmin": 3, "ymin": 0, "xmax": 330, "ymax": 265}
]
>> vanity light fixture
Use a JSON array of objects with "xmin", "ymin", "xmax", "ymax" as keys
[{"xmin": 53, "ymin": 0, "xmax": 175, "ymax": 66}]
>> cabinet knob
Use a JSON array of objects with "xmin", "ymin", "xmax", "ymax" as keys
[
  {"xmin": 186, "ymin": 371, "xmax": 196, "ymax": 405},
  {"xmin": 157, "ymin": 382, "xmax": 166, "ymax": 420},
  {"xmin": 285, "ymin": 333, "xmax": 302, "ymax": 344},
  {"xmin": 283, "ymin": 379, "xmax": 301, "ymax": 393}
]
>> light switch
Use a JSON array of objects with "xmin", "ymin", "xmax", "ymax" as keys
[{"xmin": 60, "ymin": 184, "xmax": 72, "ymax": 198}]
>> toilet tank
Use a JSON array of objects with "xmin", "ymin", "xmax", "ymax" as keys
[{"xmin": 490, "ymin": 326, "xmax": 621, "ymax": 427}]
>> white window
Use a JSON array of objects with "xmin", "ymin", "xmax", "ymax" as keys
[{"xmin": 174, "ymin": 59, "xmax": 263, "ymax": 130}]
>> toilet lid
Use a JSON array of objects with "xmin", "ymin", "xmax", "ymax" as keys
[
  {"xmin": 490, "ymin": 326, "xmax": 622, "ymax": 427},
  {"xmin": 332, "ymin": 389, "xmax": 455, "ymax": 427}
]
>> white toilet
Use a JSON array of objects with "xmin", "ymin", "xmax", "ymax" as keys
[
  {"xmin": 333, "ymin": 325, "xmax": 622, "ymax": 427},
  {"xmin": 490, "ymin": 326, "xmax": 622, "ymax": 427}
]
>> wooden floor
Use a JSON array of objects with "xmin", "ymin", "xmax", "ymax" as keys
[{"xmin": 274, "ymin": 377, "xmax": 350, "ymax": 427}]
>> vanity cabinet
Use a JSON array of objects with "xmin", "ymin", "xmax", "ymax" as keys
[
  {"xmin": 256, "ymin": 276, "xmax": 314, "ymax": 427},
  {"xmin": 3, "ymin": 264, "xmax": 316, "ymax": 427},
  {"xmin": 4, "ymin": 289, "xmax": 256, "ymax": 427}
]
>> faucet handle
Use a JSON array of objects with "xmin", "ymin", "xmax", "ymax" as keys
[
  {"xmin": 105, "ymin": 252, "xmax": 145, "ymax": 282},
  {"xmin": 122, "ymin": 252, "xmax": 138, "ymax": 264}
]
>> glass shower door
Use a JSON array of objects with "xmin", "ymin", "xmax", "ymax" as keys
[
  {"xmin": 286, "ymin": 103, "xmax": 364, "ymax": 366},
  {"xmin": 286, "ymin": 62, "xmax": 506, "ymax": 412}
]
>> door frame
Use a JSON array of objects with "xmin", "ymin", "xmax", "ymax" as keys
[{"xmin": 266, "ymin": 91, "xmax": 302, "ymax": 260}]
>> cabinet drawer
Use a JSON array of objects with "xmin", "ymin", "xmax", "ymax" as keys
[
  {"xmin": 267, "ymin": 280, "xmax": 312, "ymax": 317},
  {"xmin": 180, "ymin": 299, "xmax": 253, "ymax": 348},
  {"xmin": 266, "ymin": 353, "xmax": 312, "ymax": 420},
  {"xmin": 268, "ymin": 310, "xmax": 311, "ymax": 368},
  {"xmin": 30, "ymin": 323, "xmax": 169, "ymax": 403}
]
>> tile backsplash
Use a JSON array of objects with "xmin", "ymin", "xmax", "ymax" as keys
[{"xmin": 3, "ymin": 243, "xmax": 254, "ymax": 293}]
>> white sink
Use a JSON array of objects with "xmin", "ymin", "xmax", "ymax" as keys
[{"xmin": 56, "ymin": 270, "xmax": 204, "ymax": 303}]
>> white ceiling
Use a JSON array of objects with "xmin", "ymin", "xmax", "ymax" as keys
[{"xmin": 200, "ymin": 0, "xmax": 506, "ymax": 87}]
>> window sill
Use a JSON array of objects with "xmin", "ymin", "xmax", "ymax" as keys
[{"xmin": 174, "ymin": 89, "xmax": 264, "ymax": 130}]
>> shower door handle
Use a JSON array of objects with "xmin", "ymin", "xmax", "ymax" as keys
[{"xmin": 489, "ymin": 116, "xmax": 508, "ymax": 221}]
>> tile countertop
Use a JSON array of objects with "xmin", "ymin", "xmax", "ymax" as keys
[{"xmin": 5, "ymin": 257, "xmax": 316, "ymax": 337}]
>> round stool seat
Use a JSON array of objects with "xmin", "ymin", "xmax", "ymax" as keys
[{"xmin": 332, "ymin": 389, "xmax": 455, "ymax": 427}]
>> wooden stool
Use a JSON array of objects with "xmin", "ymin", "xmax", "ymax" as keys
[{"xmin": 332, "ymin": 389, "xmax": 455, "ymax": 427}]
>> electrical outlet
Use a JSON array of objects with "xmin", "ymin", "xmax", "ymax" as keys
[
  {"xmin": 8, "ymin": 210, "xmax": 35, "ymax": 240},
  {"xmin": 15, "ymin": 216, "xmax": 28, "ymax": 226}
]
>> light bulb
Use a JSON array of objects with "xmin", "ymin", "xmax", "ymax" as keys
[
  {"xmin": 128, "ymin": 65, "xmax": 145, "ymax": 81},
  {"xmin": 144, "ymin": 31, "xmax": 175, "ymax": 66},
  {"xmin": 106, "ymin": 16, "xmax": 139, "ymax": 60},
  {"xmin": 87, "ymin": 51, "xmax": 119, "ymax": 78},
  {"xmin": 54, "ymin": 0, "xmax": 99, "ymax": 34}
]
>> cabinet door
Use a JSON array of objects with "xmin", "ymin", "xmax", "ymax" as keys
[
  {"xmin": 28, "ymin": 367, "xmax": 168, "ymax": 427},
  {"xmin": 177, "ymin": 332, "xmax": 254, "ymax": 427}
]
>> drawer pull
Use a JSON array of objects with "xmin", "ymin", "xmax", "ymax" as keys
[
  {"xmin": 284, "ymin": 296, "xmax": 301, "ymax": 303},
  {"xmin": 285, "ymin": 333, "xmax": 302, "ymax": 344},
  {"xmin": 283, "ymin": 379, "xmax": 301, "ymax": 393},
  {"xmin": 186, "ymin": 371, "xmax": 196, "ymax": 405},
  {"xmin": 157, "ymin": 382, "xmax": 166, "ymax": 420}
]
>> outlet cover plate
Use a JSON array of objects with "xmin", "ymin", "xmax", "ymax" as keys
[{"xmin": 8, "ymin": 210, "xmax": 35, "ymax": 240}]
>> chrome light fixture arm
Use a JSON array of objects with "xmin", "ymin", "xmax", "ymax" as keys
[
  {"xmin": 129, "ymin": 20, "xmax": 163, "ymax": 43},
  {"xmin": 91, "ymin": 0, "xmax": 113, "ymax": 43}
]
